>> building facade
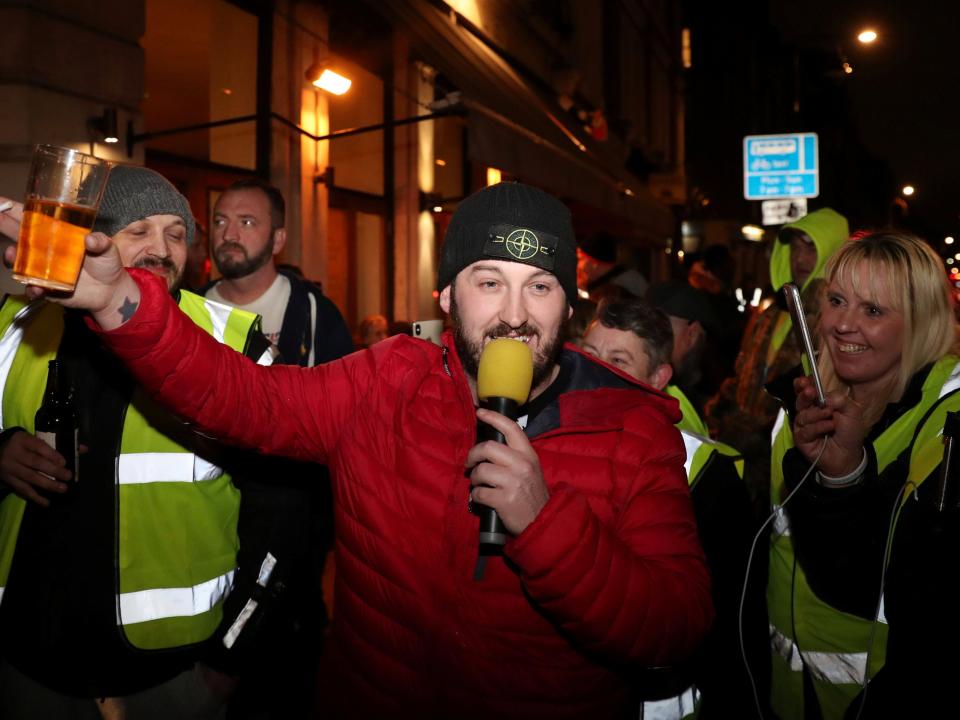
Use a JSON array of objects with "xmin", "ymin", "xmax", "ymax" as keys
[{"xmin": 0, "ymin": 0, "xmax": 686, "ymax": 328}]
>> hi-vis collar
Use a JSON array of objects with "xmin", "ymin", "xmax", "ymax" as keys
[{"xmin": 483, "ymin": 223, "xmax": 558, "ymax": 272}]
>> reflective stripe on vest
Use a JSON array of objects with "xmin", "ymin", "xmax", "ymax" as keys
[
  {"xmin": 641, "ymin": 685, "xmax": 699, "ymax": 720},
  {"xmin": 669, "ymin": 385, "xmax": 744, "ymax": 489},
  {"xmin": 771, "ymin": 624, "xmax": 868, "ymax": 684},
  {"xmin": 117, "ymin": 452, "xmax": 226, "ymax": 485},
  {"xmin": 767, "ymin": 355, "xmax": 960, "ymax": 719},
  {"xmin": 118, "ymin": 568, "xmax": 236, "ymax": 625},
  {"xmin": 0, "ymin": 292, "xmax": 262, "ymax": 651}
]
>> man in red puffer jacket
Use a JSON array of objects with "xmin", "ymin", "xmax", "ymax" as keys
[{"xmin": 3, "ymin": 181, "xmax": 713, "ymax": 719}]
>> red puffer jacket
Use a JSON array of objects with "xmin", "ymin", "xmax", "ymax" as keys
[{"xmin": 97, "ymin": 270, "xmax": 713, "ymax": 719}]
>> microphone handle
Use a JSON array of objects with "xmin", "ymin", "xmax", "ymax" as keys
[{"xmin": 477, "ymin": 397, "xmax": 520, "ymax": 545}]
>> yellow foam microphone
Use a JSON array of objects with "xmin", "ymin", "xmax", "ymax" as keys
[
  {"xmin": 475, "ymin": 338, "xmax": 534, "ymax": 546},
  {"xmin": 477, "ymin": 338, "xmax": 534, "ymax": 405}
]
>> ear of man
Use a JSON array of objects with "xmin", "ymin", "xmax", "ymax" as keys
[
  {"xmin": 272, "ymin": 227, "xmax": 287, "ymax": 257},
  {"xmin": 649, "ymin": 362, "xmax": 673, "ymax": 392}
]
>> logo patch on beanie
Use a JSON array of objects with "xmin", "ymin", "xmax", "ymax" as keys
[{"xmin": 484, "ymin": 224, "xmax": 557, "ymax": 270}]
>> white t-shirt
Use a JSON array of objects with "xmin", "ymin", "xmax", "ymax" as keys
[{"xmin": 206, "ymin": 274, "xmax": 291, "ymax": 349}]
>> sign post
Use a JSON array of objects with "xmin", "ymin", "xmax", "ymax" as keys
[{"xmin": 743, "ymin": 133, "xmax": 819, "ymax": 200}]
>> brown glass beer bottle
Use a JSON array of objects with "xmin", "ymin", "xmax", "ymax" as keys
[{"xmin": 34, "ymin": 359, "xmax": 79, "ymax": 493}]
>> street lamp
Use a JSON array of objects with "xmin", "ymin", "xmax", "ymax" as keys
[
  {"xmin": 857, "ymin": 29, "xmax": 878, "ymax": 44},
  {"xmin": 902, "ymin": 185, "xmax": 915, "ymax": 197}
]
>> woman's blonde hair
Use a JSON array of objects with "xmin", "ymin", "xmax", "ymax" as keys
[{"xmin": 817, "ymin": 232, "xmax": 960, "ymax": 426}]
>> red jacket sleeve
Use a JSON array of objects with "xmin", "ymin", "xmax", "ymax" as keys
[
  {"xmin": 90, "ymin": 269, "xmax": 368, "ymax": 464},
  {"xmin": 504, "ymin": 411, "xmax": 713, "ymax": 667}
]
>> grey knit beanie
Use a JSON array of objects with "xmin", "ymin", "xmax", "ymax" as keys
[
  {"xmin": 93, "ymin": 165, "xmax": 196, "ymax": 245},
  {"xmin": 437, "ymin": 182, "xmax": 578, "ymax": 305}
]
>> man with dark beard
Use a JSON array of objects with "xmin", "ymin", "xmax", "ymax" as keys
[
  {"xmin": 7, "ymin": 181, "xmax": 713, "ymax": 719},
  {"xmin": 206, "ymin": 178, "xmax": 352, "ymax": 365},
  {"xmin": 206, "ymin": 178, "xmax": 352, "ymax": 718}
]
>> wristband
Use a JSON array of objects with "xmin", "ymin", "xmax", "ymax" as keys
[{"xmin": 817, "ymin": 449, "xmax": 868, "ymax": 488}]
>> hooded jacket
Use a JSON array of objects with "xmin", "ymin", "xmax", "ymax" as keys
[
  {"xmin": 90, "ymin": 268, "xmax": 714, "ymax": 720},
  {"xmin": 705, "ymin": 208, "xmax": 848, "ymax": 509}
]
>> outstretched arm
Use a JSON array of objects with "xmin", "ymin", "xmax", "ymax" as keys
[
  {"xmin": 92, "ymin": 269, "xmax": 370, "ymax": 464},
  {"xmin": 3, "ymin": 219, "xmax": 366, "ymax": 464}
]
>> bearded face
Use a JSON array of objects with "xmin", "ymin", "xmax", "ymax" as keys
[
  {"xmin": 450, "ymin": 287, "xmax": 567, "ymax": 388},
  {"xmin": 213, "ymin": 235, "xmax": 275, "ymax": 279}
]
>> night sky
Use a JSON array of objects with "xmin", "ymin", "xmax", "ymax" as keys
[{"xmin": 771, "ymin": 0, "xmax": 960, "ymax": 241}]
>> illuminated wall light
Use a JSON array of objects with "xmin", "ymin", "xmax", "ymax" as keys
[
  {"xmin": 433, "ymin": 205, "xmax": 443, "ymax": 213},
  {"xmin": 954, "ymin": 252, "xmax": 960, "ymax": 260},
  {"xmin": 486, "ymin": 167, "xmax": 502, "ymax": 186},
  {"xmin": 222, "ymin": 88, "xmax": 233, "ymax": 96},
  {"xmin": 946, "ymin": 236, "xmax": 955, "ymax": 245},
  {"xmin": 681, "ymin": 28, "xmax": 692, "ymax": 69},
  {"xmin": 741, "ymin": 224, "xmax": 765, "ymax": 242},
  {"xmin": 902, "ymin": 185, "xmax": 915, "ymax": 196},
  {"xmin": 677, "ymin": 250, "xmax": 685, "ymax": 260},
  {"xmin": 947, "ymin": 258, "xmax": 955, "ymax": 265},
  {"xmin": 578, "ymin": 288, "xmax": 591, "ymax": 300},
  {"xmin": 857, "ymin": 29, "xmax": 878, "ymax": 44},
  {"xmin": 313, "ymin": 68, "xmax": 352, "ymax": 95},
  {"xmin": 435, "ymin": 158, "xmax": 447, "ymax": 166},
  {"xmin": 90, "ymin": 107, "xmax": 119, "ymax": 144},
  {"xmin": 751, "ymin": 288, "xmax": 762, "ymax": 307},
  {"xmin": 843, "ymin": 62, "xmax": 853, "ymax": 75}
]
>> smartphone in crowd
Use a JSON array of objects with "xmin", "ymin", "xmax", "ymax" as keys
[
  {"xmin": 412, "ymin": 319, "xmax": 444, "ymax": 346},
  {"xmin": 783, "ymin": 282, "xmax": 826, "ymax": 407}
]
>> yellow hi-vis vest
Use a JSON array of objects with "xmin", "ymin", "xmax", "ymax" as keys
[
  {"xmin": 668, "ymin": 385, "xmax": 744, "ymax": 489},
  {"xmin": 767, "ymin": 355, "xmax": 960, "ymax": 720},
  {"xmin": 641, "ymin": 386, "xmax": 745, "ymax": 720},
  {"xmin": 0, "ymin": 291, "xmax": 263, "ymax": 650}
]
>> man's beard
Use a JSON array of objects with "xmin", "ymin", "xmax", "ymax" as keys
[
  {"xmin": 134, "ymin": 256, "xmax": 183, "ymax": 292},
  {"xmin": 214, "ymin": 236, "xmax": 275, "ymax": 280},
  {"xmin": 449, "ymin": 290, "xmax": 566, "ymax": 392}
]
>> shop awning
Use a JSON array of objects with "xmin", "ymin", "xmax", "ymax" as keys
[{"xmin": 366, "ymin": 0, "xmax": 675, "ymax": 243}]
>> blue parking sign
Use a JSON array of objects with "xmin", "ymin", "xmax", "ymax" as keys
[{"xmin": 743, "ymin": 133, "xmax": 819, "ymax": 200}]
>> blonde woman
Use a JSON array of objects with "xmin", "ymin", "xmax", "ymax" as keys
[{"xmin": 766, "ymin": 232, "xmax": 960, "ymax": 719}]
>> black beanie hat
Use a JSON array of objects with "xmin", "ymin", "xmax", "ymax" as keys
[
  {"xmin": 93, "ymin": 165, "xmax": 196, "ymax": 246},
  {"xmin": 437, "ymin": 182, "xmax": 578, "ymax": 304}
]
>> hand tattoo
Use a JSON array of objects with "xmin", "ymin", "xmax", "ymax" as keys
[{"xmin": 118, "ymin": 296, "xmax": 138, "ymax": 323}]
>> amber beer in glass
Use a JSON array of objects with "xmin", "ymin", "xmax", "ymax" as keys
[{"xmin": 12, "ymin": 145, "xmax": 109, "ymax": 292}]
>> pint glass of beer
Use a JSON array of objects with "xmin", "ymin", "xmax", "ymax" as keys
[{"xmin": 11, "ymin": 145, "xmax": 110, "ymax": 292}]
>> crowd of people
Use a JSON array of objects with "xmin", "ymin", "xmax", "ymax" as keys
[{"xmin": 0, "ymin": 168, "xmax": 957, "ymax": 719}]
